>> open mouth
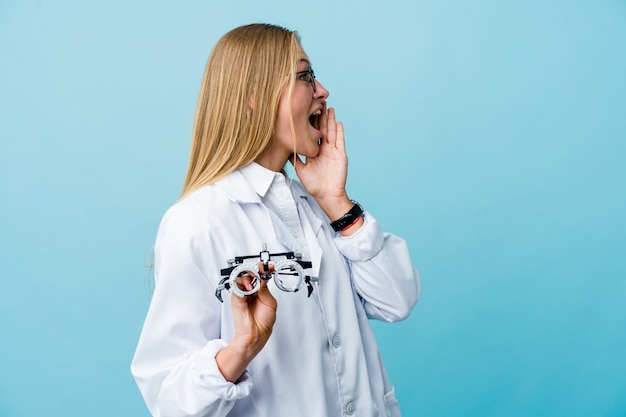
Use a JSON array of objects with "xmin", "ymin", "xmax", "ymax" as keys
[{"xmin": 309, "ymin": 109, "xmax": 322, "ymax": 130}]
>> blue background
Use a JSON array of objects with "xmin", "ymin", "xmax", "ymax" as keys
[{"xmin": 1, "ymin": 1, "xmax": 625, "ymax": 416}]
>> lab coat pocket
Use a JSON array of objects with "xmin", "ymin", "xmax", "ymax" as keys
[{"xmin": 384, "ymin": 386, "xmax": 401, "ymax": 417}]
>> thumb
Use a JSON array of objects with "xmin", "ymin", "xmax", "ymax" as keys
[{"xmin": 257, "ymin": 275, "xmax": 277, "ymax": 310}]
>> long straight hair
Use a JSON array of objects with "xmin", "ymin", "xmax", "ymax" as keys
[{"xmin": 181, "ymin": 24, "xmax": 300, "ymax": 197}]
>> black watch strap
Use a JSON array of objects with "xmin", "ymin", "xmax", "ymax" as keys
[{"xmin": 330, "ymin": 201, "xmax": 364, "ymax": 232}]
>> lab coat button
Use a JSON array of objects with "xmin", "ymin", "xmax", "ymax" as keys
[
  {"xmin": 332, "ymin": 334, "xmax": 341, "ymax": 348},
  {"xmin": 346, "ymin": 401, "xmax": 356, "ymax": 415}
]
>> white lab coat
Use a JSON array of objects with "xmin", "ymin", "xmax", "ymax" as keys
[{"xmin": 131, "ymin": 165, "xmax": 420, "ymax": 417}]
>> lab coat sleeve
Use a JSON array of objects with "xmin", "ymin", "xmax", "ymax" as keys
[
  {"xmin": 333, "ymin": 212, "xmax": 420, "ymax": 322},
  {"xmin": 131, "ymin": 207, "xmax": 252, "ymax": 417}
]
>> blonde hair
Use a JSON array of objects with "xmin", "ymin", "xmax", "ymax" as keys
[{"xmin": 181, "ymin": 23, "xmax": 300, "ymax": 197}]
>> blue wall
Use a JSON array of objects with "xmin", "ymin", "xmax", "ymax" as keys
[{"xmin": 1, "ymin": 1, "xmax": 625, "ymax": 416}]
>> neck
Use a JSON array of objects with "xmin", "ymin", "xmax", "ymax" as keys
[{"xmin": 255, "ymin": 148, "xmax": 292, "ymax": 172}]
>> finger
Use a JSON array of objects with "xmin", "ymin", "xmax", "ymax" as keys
[
  {"xmin": 327, "ymin": 107, "xmax": 337, "ymax": 146},
  {"xmin": 235, "ymin": 271, "xmax": 257, "ymax": 292},
  {"xmin": 230, "ymin": 289, "xmax": 250, "ymax": 309},
  {"xmin": 256, "ymin": 269, "xmax": 278, "ymax": 309},
  {"xmin": 319, "ymin": 101, "xmax": 328, "ymax": 142},
  {"xmin": 244, "ymin": 274, "xmax": 256, "ymax": 291},
  {"xmin": 336, "ymin": 121, "xmax": 345, "ymax": 152},
  {"xmin": 256, "ymin": 262, "xmax": 276, "ymax": 276},
  {"xmin": 257, "ymin": 261, "xmax": 277, "ymax": 287}
]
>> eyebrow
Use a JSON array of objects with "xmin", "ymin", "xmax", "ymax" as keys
[{"xmin": 298, "ymin": 58, "xmax": 312, "ymax": 67}]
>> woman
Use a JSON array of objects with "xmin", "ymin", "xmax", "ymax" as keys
[{"xmin": 131, "ymin": 23, "xmax": 420, "ymax": 417}]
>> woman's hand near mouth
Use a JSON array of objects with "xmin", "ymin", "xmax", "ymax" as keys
[{"xmin": 292, "ymin": 104, "xmax": 360, "ymax": 233}]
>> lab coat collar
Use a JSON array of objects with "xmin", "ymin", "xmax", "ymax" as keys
[
  {"xmin": 214, "ymin": 165, "xmax": 264, "ymax": 204},
  {"xmin": 238, "ymin": 162, "xmax": 276, "ymax": 198},
  {"xmin": 216, "ymin": 162, "xmax": 314, "ymax": 205}
]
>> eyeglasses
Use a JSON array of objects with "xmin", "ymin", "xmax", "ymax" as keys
[{"xmin": 295, "ymin": 66, "xmax": 316, "ymax": 93}]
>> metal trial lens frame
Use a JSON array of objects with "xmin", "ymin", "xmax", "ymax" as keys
[{"xmin": 215, "ymin": 244, "xmax": 317, "ymax": 302}]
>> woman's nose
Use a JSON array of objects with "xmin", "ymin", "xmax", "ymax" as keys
[{"xmin": 314, "ymin": 79, "xmax": 329, "ymax": 100}]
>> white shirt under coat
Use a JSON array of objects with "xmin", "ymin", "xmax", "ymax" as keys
[{"xmin": 131, "ymin": 162, "xmax": 420, "ymax": 417}]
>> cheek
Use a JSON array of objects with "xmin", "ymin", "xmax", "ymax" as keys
[{"xmin": 275, "ymin": 106, "xmax": 292, "ymax": 133}]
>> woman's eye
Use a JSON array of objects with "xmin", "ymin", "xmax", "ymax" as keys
[{"xmin": 299, "ymin": 73, "xmax": 311, "ymax": 82}]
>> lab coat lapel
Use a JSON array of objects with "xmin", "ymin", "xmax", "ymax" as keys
[{"xmin": 295, "ymin": 195, "xmax": 323, "ymax": 280}]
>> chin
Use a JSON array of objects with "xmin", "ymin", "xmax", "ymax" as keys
[
  {"xmin": 305, "ymin": 142, "xmax": 321, "ymax": 158},
  {"xmin": 296, "ymin": 144, "xmax": 319, "ymax": 159}
]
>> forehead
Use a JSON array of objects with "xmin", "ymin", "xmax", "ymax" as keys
[{"xmin": 296, "ymin": 46, "xmax": 311, "ymax": 67}]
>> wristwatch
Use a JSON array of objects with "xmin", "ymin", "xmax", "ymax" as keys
[{"xmin": 330, "ymin": 201, "xmax": 364, "ymax": 232}]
